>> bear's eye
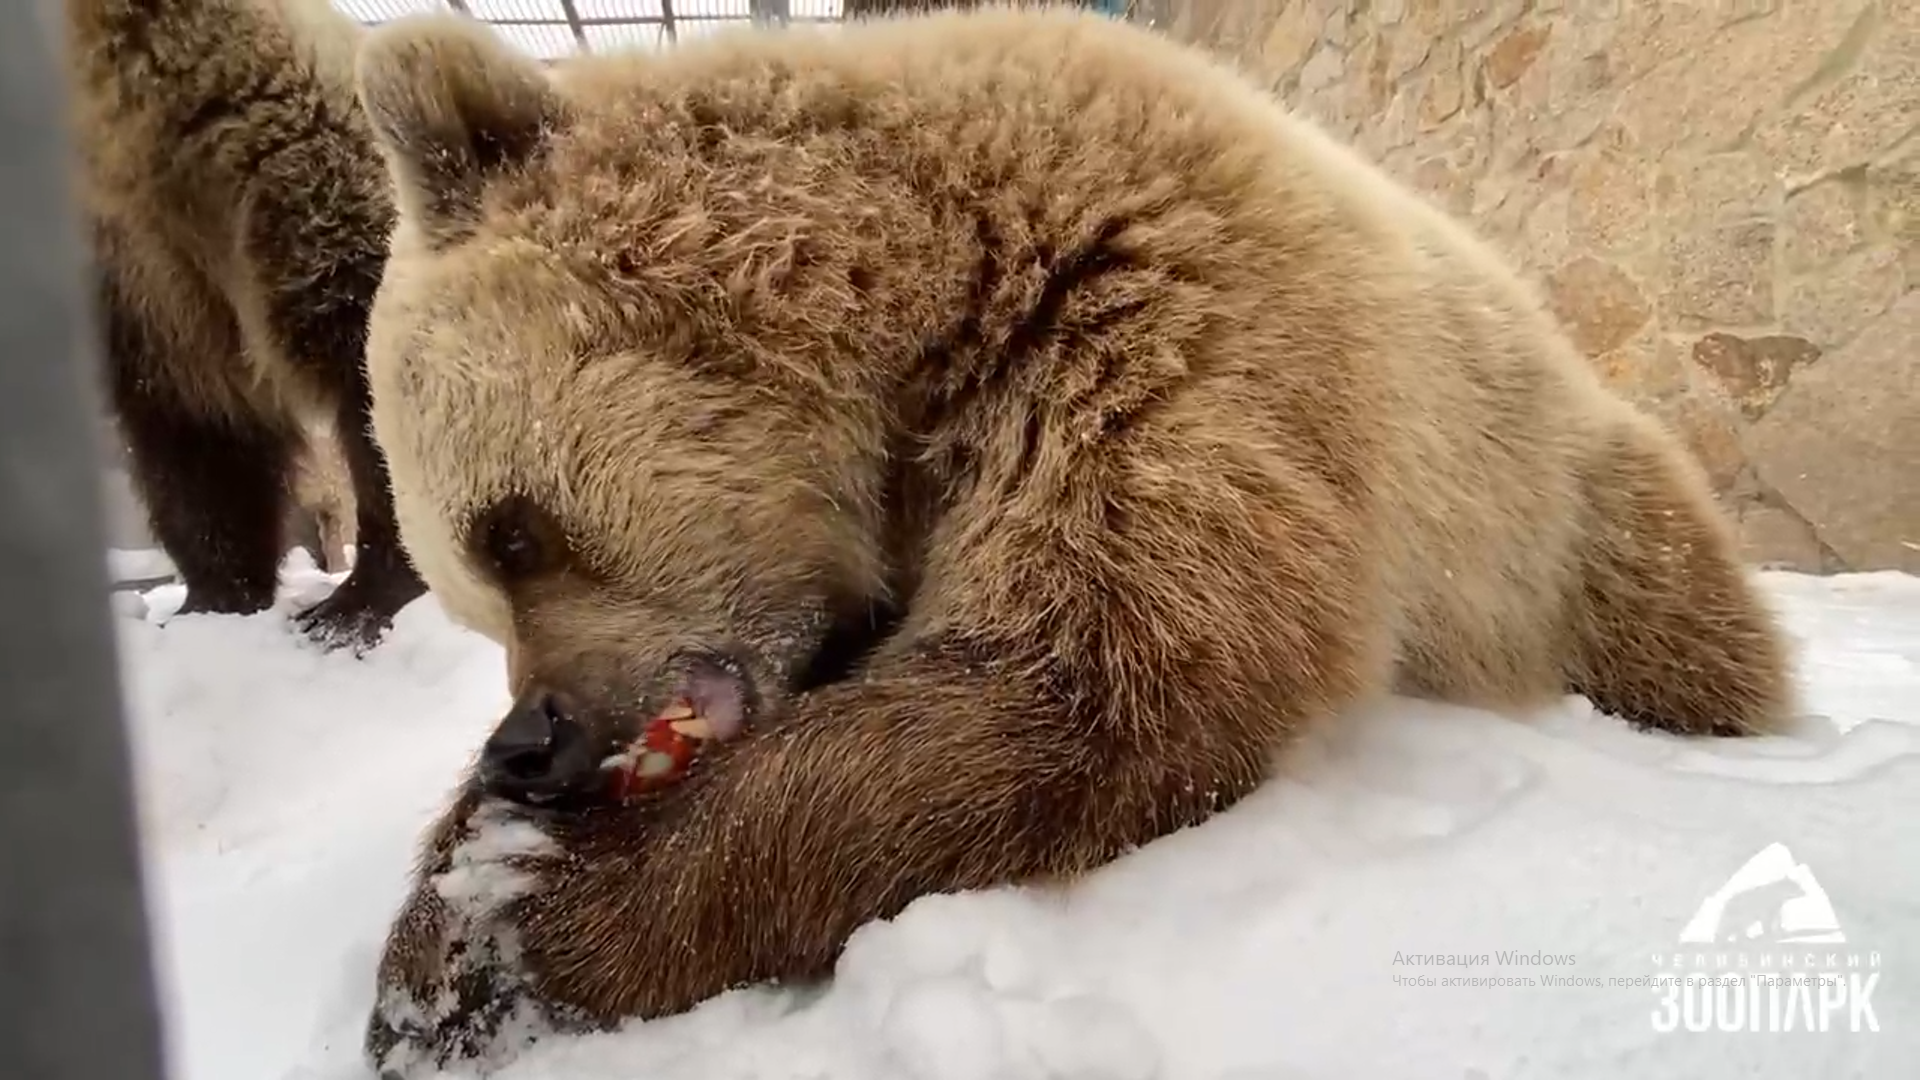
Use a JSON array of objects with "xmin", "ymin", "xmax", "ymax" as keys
[{"xmin": 471, "ymin": 495, "xmax": 568, "ymax": 585}]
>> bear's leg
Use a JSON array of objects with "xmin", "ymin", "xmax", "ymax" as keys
[
  {"xmin": 288, "ymin": 377, "xmax": 428, "ymax": 652},
  {"xmin": 102, "ymin": 286, "xmax": 290, "ymax": 617},
  {"xmin": 238, "ymin": 189, "xmax": 429, "ymax": 652},
  {"xmin": 360, "ymin": 445, "xmax": 1386, "ymax": 1072},
  {"xmin": 1562, "ymin": 413, "xmax": 1793, "ymax": 737},
  {"xmin": 363, "ymin": 649, "xmax": 1311, "ymax": 1073}
]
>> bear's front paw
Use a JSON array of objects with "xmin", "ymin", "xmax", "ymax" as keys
[
  {"xmin": 290, "ymin": 539, "xmax": 428, "ymax": 654},
  {"xmin": 365, "ymin": 800, "xmax": 593, "ymax": 1078},
  {"xmin": 365, "ymin": 927, "xmax": 547, "ymax": 1078}
]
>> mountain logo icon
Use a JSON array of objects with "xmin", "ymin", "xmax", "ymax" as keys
[{"xmin": 1678, "ymin": 842, "xmax": 1846, "ymax": 946}]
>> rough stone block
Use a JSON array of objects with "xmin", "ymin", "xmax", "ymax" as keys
[
  {"xmin": 1569, "ymin": 137, "xmax": 1652, "ymax": 255},
  {"xmin": 1661, "ymin": 221, "xmax": 1776, "ymax": 329},
  {"xmin": 1546, "ymin": 255, "xmax": 1652, "ymax": 356},
  {"xmin": 1736, "ymin": 503, "xmax": 1832, "ymax": 573},
  {"xmin": 1780, "ymin": 245, "xmax": 1906, "ymax": 350},
  {"xmin": 1592, "ymin": 326, "xmax": 1684, "ymax": 403},
  {"xmin": 1655, "ymin": 151, "xmax": 1777, "ymax": 226},
  {"xmin": 1781, "ymin": 176, "xmax": 1867, "ymax": 272},
  {"xmin": 1483, "ymin": 23, "xmax": 1547, "ymax": 88},
  {"xmin": 1745, "ymin": 291, "xmax": 1920, "ymax": 572},
  {"xmin": 1690, "ymin": 332, "xmax": 1823, "ymax": 419},
  {"xmin": 1865, "ymin": 145, "xmax": 1919, "ymax": 247}
]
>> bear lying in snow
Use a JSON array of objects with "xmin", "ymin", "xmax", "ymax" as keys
[{"xmin": 350, "ymin": 6, "xmax": 1794, "ymax": 1073}]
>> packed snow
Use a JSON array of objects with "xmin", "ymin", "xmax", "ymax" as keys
[{"xmin": 112, "ymin": 550, "xmax": 1919, "ymax": 1080}]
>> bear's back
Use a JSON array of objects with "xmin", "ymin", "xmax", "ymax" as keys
[
  {"xmin": 67, "ymin": 0, "xmax": 386, "ymax": 419},
  {"xmin": 548, "ymin": 9, "xmax": 1614, "ymax": 685},
  {"xmin": 67, "ymin": 0, "xmax": 372, "ymax": 268}
]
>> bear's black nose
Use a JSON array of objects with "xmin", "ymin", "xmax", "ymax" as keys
[{"xmin": 479, "ymin": 686, "xmax": 597, "ymax": 804}]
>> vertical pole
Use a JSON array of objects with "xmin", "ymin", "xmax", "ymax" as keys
[
  {"xmin": 556, "ymin": 0, "xmax": 589, "ymax": 52},
  {"xmin": 1124, "ymin": 0, "xmax": 1171, "ymax": 30},
  {"xmin": 0, "ymin": 3, "xmax": 173, "ymax": 1080}
]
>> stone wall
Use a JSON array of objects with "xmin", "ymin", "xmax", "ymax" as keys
[{"xmin": 1158, "ymin": 0, "xmax": 1917, "ymax": 572}]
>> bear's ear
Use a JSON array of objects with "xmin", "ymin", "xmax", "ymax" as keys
[{"xmin": 355, "ymin": 13, "xmax": 567, "ymax": 247}]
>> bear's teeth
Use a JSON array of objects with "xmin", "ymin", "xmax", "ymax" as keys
[
  {"xmin": 669, "ymin": 717, "xmax": 713, "ymax": 739},
  {"xmin": 655, "ymin": 700, "xmax": 696, "ymax": 721},
  {"xmin": 635, "ymin": 751, "xmax": 679, "ymax": 777}
]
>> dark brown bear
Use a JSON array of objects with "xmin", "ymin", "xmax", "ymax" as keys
[
  {"xmin": 65, "ymin": 0, "xmax": 425, "ymax": 650},
  {"xmin": 349, "ymin": 7, "xmax": 1796, "ymax": 1074}
]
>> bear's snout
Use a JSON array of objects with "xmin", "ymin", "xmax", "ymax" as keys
[{"xmin": 478, "ymin": 685, "xmax": 604, "ymax": 805}]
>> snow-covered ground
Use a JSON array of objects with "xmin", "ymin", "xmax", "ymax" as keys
[{"xmin": 114, "ymin": 552, "xmax": 1920, "ymax": 1080}]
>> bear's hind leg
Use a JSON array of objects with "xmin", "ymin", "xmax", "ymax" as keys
[
  {"xmin": 1562, "ymin": 412, "xmax": 1793, "ymax": 737},
  {"xmin": 240, "ymin": 181, "xmax": 429, "ymax": 652},
  {"xmin": 288, "ymin": 378, "xmax": 428, "ymax": 652},
  {"xmin": 103, "ymin": 290, "xmax": 293, "ymax": 617}
]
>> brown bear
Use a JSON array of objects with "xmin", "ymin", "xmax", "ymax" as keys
[
  {"xmin": 349, "ymin": 6, "xmax": 1795, "ymax": 1073},
  {"xmin": 64, "ymin": 0, "xmax": 426, "ymax": 651}
]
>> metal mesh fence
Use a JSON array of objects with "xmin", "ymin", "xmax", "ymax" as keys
[
  {"xmin": 332, "ymin": 0, "xmax": 845, "ymax": 59},
  {"xmin": 329, "ymin": 0, "xmax": 1157, "ymax": 59}
]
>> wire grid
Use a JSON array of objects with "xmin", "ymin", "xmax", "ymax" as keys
[{"xmin": 331, "ymin": 0, "xmax": 847, "ymax": 60}]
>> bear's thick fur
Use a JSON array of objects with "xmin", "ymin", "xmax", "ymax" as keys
[
  {"xmin": 65, "ymin": 0, "xmax": 425, "ymax": 650},
  {"xmin": 351, "ymin": 7, "xmax": 1794, "ymax": 1072}
]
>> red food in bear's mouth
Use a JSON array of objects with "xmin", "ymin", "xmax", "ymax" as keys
[{"xmin": 600, "ymin": 699, "xmax": 717, "ymax": 802}]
